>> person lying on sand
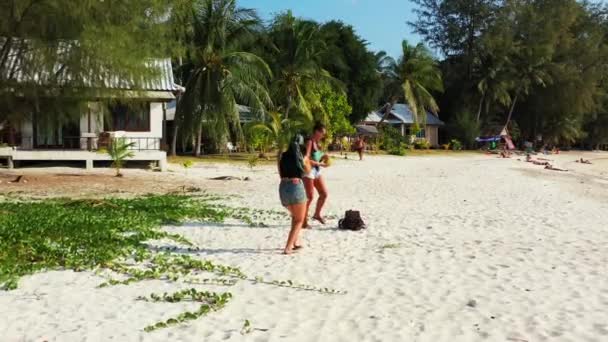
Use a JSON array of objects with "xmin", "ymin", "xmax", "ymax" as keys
[
  {"xmin": 209, "ymin": 176, "xmax": 250, "ymax": 181},
  {"xmin": 545, "ymin": 164, "xmax": 568, "ymax": 172},
  {"xmin": 533, "ymin": 161, "xmax": 550, "ymax": 166},
  {"xmin": 576, "ymin": 158, "xmax": 592, "ymax": 164},
  {"xmin": 526, "ymin": 155, "xmax": 550, "ymax": 165}
]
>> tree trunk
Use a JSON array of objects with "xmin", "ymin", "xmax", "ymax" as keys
[
  {"xmin": 170, "ymin": 123, "xmax": 179, "ymax": 156},
  {"xmin": 504, "ymin": 93, "xmax": 519, "ymax": 130},
  {"xmin": 378, "ymin": 99, "xmax": 396, "ymax": 126},
  {"xmin": 284, "ymin": 97, "xmax": 292, "ymax": 120},
  {"xmin": 194, "ymin": 123, "xmax": 202, "ymax": 157},
  {"xmin": 476, "ymin": 93, "xmax": 485, "ymax": 123}
]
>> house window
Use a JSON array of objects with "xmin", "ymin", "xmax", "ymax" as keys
[
  {"xmin": 405, "ymin": 126, "xmax": 425, "ymax": 138},
  {"xmin": 108, "ymin": 102, "xmax": 150, "ymax": 132}
]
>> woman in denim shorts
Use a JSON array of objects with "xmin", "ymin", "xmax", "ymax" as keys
[{"xmin": 278, "ymin": 134, "xmax": 310, "ymax": 254}]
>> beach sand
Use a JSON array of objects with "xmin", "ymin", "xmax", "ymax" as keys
[{"xmin": 1, "ymin": 152, "xmax": 608, "ymax": 341}]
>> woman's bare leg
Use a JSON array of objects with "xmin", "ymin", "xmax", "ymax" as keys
[
  {"xmin": 303, "ymin": 177, "xmax": 315, "ymax": 228},
  {"xmin": 284, "ymin": 203, "xmax": 306, "ymax": 254},
  {"xmin": 312, "ymin": 176, "xmax": 328, "ymax": 223}
]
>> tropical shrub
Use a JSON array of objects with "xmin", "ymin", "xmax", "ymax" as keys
[
  {"xmin": 388, "ymin": 142, "xmax": 408, "ymax": 156},
  {"xmin": 414, "ymin": 139, "xmax": 430, "ymax": 149},
  {"xmin": 105, "ymin": 138, "xmax": 135, "ymax": 177},
  {"xmin": 247, "ymin": 155, "xmax": 259, "ymax": 169},
  {"xmin": 379, "ymin": 125, "xmax": 404, "ymax": 152},
  {"xmin": 449, "ymin": 111, "xmax": 480, "ymax": 149},
  {"xmin": 450, "ymin": 139, "xmax": 463, "ymax": 151},
  {"xmin": 245, "ymin": 125, "xmax": 273, "ymax": 156}
]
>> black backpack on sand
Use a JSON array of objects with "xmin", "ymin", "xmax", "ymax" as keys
[{"xmin": 338, "ymin": 210, "xmax": 366, "ymax": 231}]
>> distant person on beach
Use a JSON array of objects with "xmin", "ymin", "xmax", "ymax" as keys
[
  {"xmin": 278, "ymin": 134, "xmax": 310, "ymax": 254},
  {"xmin": 353, "ymin": 135, "xmax": 366, "ymax": 161},
  {"xmin": 545, "ymin": 164, "xmax": 568, "ymax": 172},
  {"xmin": 526, "ymin": 154, "xmax": 550, "ymax": 165},
  {"xmin": 576, "ymin": 158, "xmax": 592, "ymax": 164},
  {"xmin": 303, "ymin": 122, "xmax": 329, "ymax": 228},
  {"xmin": 500, "ymin": 145, "xmax": 511, "ymax": 158}
]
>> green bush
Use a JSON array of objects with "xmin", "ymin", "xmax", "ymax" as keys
[
  {"xmin": 379, "ymin": 125, "xmax": 405, "ymax": 151},
  {"xmin": 245, "ymin": 125, "xmax": 272, "ymax": 155},
  {"xmin": 448, "ymin": 111, "xmax": 480, "ymax": 149},
  {"xmin": 414, "ymin": 139, "xmax": 430, "ymax": 149},
  {"xmin": 247, "ymin": 155, "xmax": 259, "ymax": 169},
  {"xmin": 450, "ymin": 139, "xmax": 463, "ymax": 150},
  {"xmin": 388, "ymin": 142, "xmax": 408, "ymax": 156}
]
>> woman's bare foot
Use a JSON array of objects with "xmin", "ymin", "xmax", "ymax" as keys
[
  {"xmin": 283, "ymin": 248, "xmax": 293, "ymax": 255},
  {"xmin": 313, "ymin": 215, "xmax": 326, "ymax": 224}
]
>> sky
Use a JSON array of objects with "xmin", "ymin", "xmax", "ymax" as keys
[{"xmin": 239, "ymin": 0, "xmax": 423, "ymax": 59}]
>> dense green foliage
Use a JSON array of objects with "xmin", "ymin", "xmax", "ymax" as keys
[
  {"xmin": 4, "ymin": 0, "xmax": 608, "ymax": 152},
  {"xmin": 379, "ymin": 40, "xmax": 444, "ymax": 125},
  {"xmin": 411, "ymin": 0, "xmax": 608, "ymax": 148},
  {"xmin": 319, "ymin": 21, "xmax": 383, "ymax": 123},
  {"xmin": 316, "ymin": 84, "xmax": 355, "ymax": 140},
  {"xmin": 0, "ymin": 0, "xmax": 178, "ymax": 125},
  {"xmin": 379, "ymin": 125, "xmax": 408, "ymax": 156},
  {"xmin": 172, "ymin": 0, "xmax": 272, "ymax": 156}
]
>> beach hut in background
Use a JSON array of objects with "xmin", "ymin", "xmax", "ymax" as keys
[
  {"xmin": 360, "ymin": 103, "xmax": 444, "ymax": 147},
  {"xmin": 0, "ymin": 51, "xmax": 181, "ymax": 171}
]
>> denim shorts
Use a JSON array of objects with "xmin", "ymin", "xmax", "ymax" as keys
[{"xmin": 279, "ymin": 179, "xmax": 307, "ymax": 206}]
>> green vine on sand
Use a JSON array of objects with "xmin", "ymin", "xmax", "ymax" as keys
[
  {"xmin": 98, "ymin": 253, "xmax": 245, "ymax": 288},
  {"xmin": 251, "ymin": 277, "xmax": 347, "ymax": 295},
  {"xmin": 0, "ymin": 194, "xmax": 346, "ymax": 333},
  {"xmin": 139, "ymin": 289, "xmax": 232, "ymax": 332}
]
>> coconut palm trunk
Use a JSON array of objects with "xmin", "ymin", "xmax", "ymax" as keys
[
  {"xmin": 194, "ymin": 123, "xmax": 203, "ymax": 157},
  {"xmin": 170, "ymin": 124, "xmax": 179, "ymax": 156},
  {"xmin": 476, "ymin": 94, "xmax": 485, "ymax": 123},
  {"xmin": 504, "ymin": 92, "xmax": 519, "ymax": 129}
]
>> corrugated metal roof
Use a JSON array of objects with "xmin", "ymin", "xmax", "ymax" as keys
[
  {"xmin": 356, "ymin": 125, "xmax": 379, "ymax": 135},
  {"xmin": 1, "ymin": 37, "xmax": 178, "ymax": 92},
  {"xmin": 364, "ymin": 103, "xmax": 445, "ymax": 126}
]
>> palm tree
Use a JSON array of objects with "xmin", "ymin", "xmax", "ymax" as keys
[
  {"xmin": 267, "ymin": 12, "xmax": 341, "ymax": 125},
  {"xmin": 106, "ymin": 138, "xmax": 135, "ymax": 177},
  {"xmin": 175, "ymin": 0, "xmax": 272, "ymax": 156},
  {"xmin": 476, "ymin": 57, "xmax": 512, "ymax": 123},
  {"xmin": 502, "ymin": 58, "xmax": 552, "ymax": 130},
  {"xmin": 380, "ymin": 40, "xmax": 443, "ymax": 126},
  {"xmin": 250, "ymin": 111, "xmax": 304, "ymax": 158}
]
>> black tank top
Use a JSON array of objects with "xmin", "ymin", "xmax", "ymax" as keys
[{"xmin": 279, "ymin": 142, "xmax": 305, "ymax": 178}]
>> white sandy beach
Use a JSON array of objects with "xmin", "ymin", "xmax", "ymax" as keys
[{"xmin": 1, "ymin": 152, "xmax": 608, "ymax": 342}]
